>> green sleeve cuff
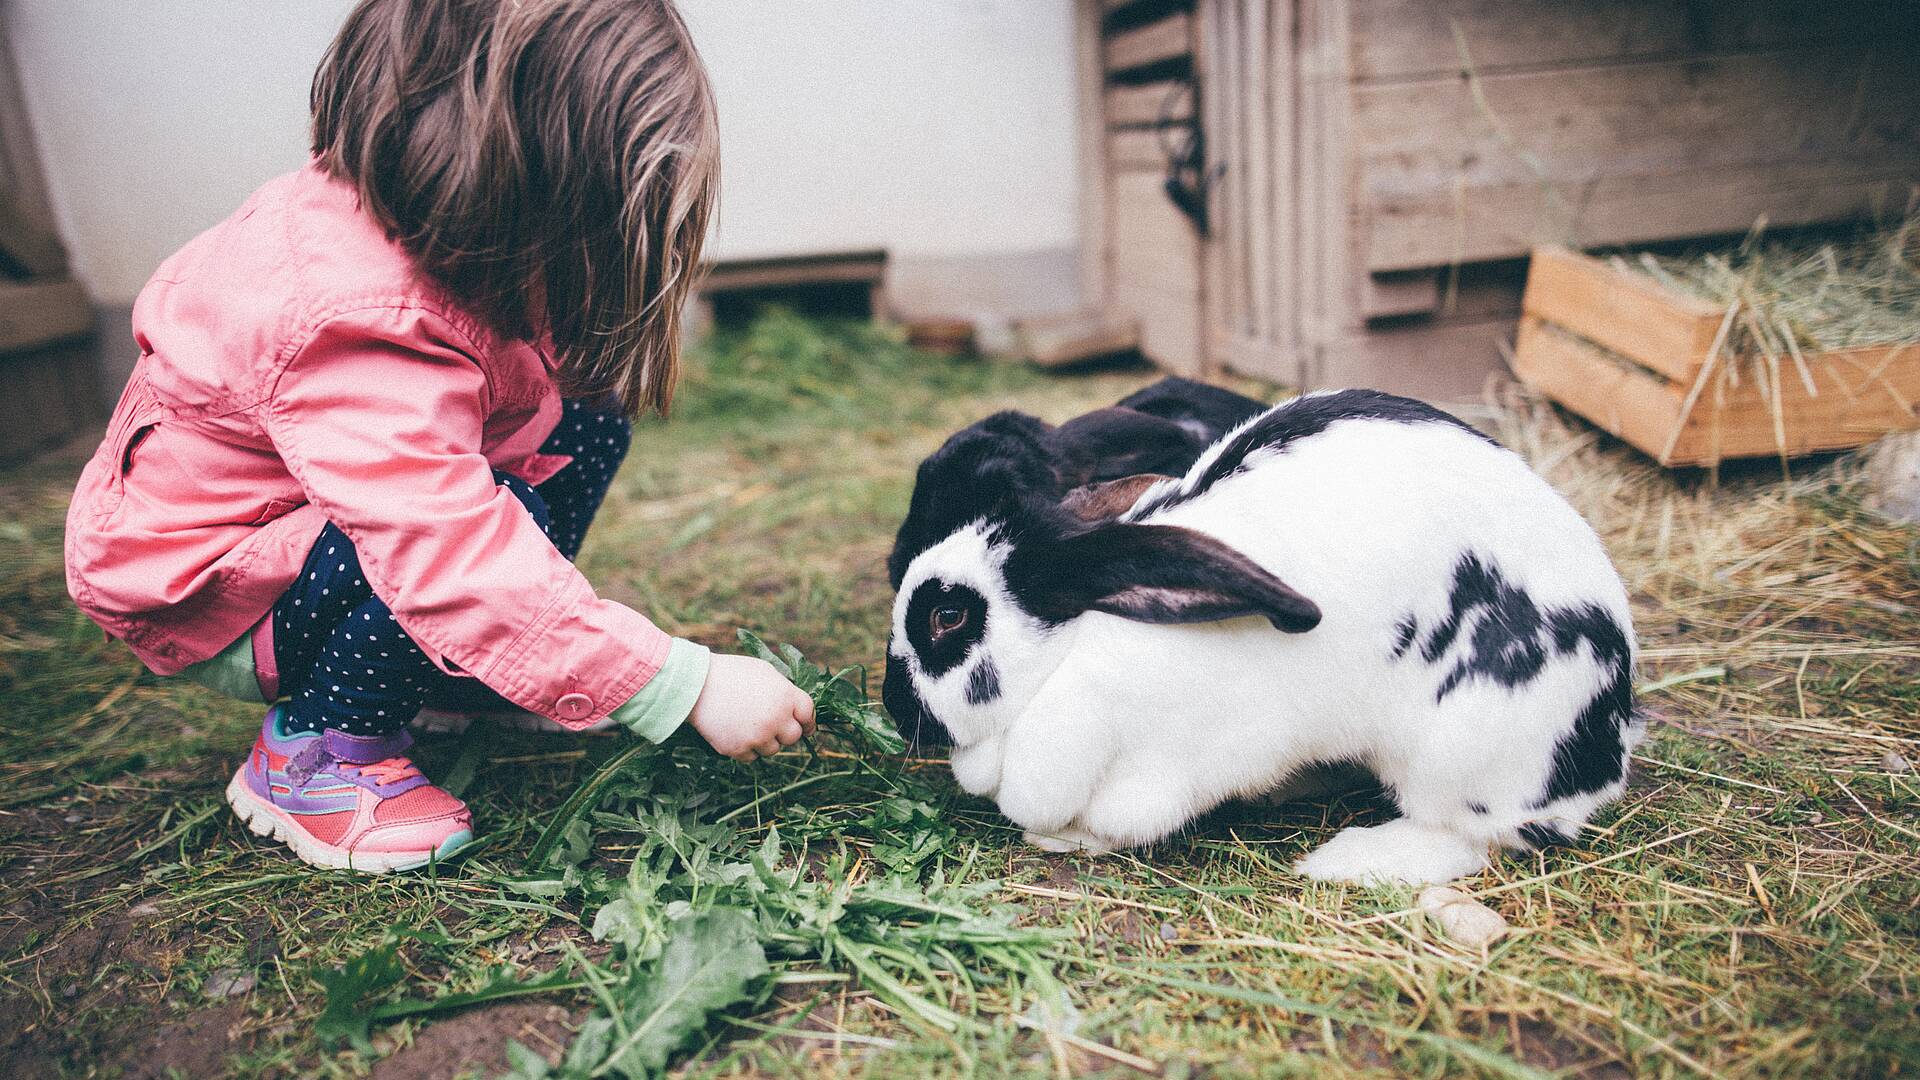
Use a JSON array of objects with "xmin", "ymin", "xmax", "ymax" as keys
[
  {"xmin": 177, "ymin": 630, "xmax": 268, "ymax": 704},
  {"xmin": 609, "ymin": 637, "xmax": 711, "ymax": 743}
]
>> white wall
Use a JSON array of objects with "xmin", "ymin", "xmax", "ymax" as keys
[
  {"xmin": 7, "ymin": 1, "xmax": 358, "ymax": 306},
  {"xmin": 8, "ymin": 0, "xmax": 1083, "ymax": 310},
  {"xmin": 679, "ymin": 0, "xmax": 1081, "ymax": 263}
]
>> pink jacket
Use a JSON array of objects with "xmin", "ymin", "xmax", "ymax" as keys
[{"xmin": 66, "ymin": 164, "xmax": 675, "ymax": 730}]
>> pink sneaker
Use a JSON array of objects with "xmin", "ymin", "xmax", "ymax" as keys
[{"xmin": 225, "ymin": 709, "xmax": 473, "ymax": 872}]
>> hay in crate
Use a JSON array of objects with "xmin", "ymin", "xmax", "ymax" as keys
[
  {"xmin": 1620, "ymin": 217, "xmax": 1920, "ymax": 354},
  {"xmin": 1515, "ymin": 213, "xmax": 1920, "ymax": 469}
]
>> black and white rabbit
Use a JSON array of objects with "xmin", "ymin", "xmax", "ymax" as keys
[
  {"xmin": 884, "ymin": 380, "xmax": 1268, "ymax": 748},
  {"xmin": 883, "ymin": 389, "xmax": 1643, "ymax": 885}
]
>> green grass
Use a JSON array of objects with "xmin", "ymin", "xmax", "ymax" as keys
[{"xmin": 2, "ymin": 312, "xmax": 1917, "ymax": 1078}]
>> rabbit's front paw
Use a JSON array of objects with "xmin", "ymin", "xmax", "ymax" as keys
[
  {"xmin": 1296, "ymin": 820, "xmax": 1489, "ymax": 886},
  {"xmin": 1023, "ymin": 825, "xmax": 1114, "ymax": 854}
]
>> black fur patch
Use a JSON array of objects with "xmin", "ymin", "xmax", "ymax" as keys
[
  {"xmin": 903, "ymin": 581, "xmax": 989, "ymax": 677},
  {"xmin": 1129, "ymin": 389, "xmax": 1496, "ymax": 520},
  {"xmin": 1114, "ymin": 376, "xmax": 1267, "ymax": 436},
  {"xmin": 1540, "ymin": 610, "xmax": 1636, "ymax": 804},
  {"xmin": 887, "ymin": 412, "xmax": 1056, "ymax": 588},
  {"xmin": 964, "ymin": 657, "xmax": 1002, "ymax": 705},
  {"xmin": 1390, "ymin": 616, "xmax": 1418, "ymax": 659},
  {"xmin": 1518, "ymin": 822, "xmax": 1574, "ymax": 850},
  {"xmin": 1468, "ymin": 801, "xmax": 1489, "ymax": 815},
  {"xmin": 1419, "ymin": 553, "xmax": 1635, "ymax": 804},
  {"xmin": 1045, "ymin": 408, "xmax": 1207, "ymax": 486},
  {"xmin": 1425, "ymin": 555, "xmax": 1555, "ymax": 700}
]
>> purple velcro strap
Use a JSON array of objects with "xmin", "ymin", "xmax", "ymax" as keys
[
  {"xmin": 285, "ymin": 740, "xmax": 332, "ymax": 786},
  {"xmin": 322, "ymin": 727, "xmax": 413, "ymax": 765}
]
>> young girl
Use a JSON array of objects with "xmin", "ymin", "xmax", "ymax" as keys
[{"xmin": 65, "ymin": 0, "xmax": 814, "ymax": 873}]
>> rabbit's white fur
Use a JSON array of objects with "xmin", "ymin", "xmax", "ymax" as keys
[{"xmin": 889, "ymin": 395, "xmax": 1642, "ymax": 885}]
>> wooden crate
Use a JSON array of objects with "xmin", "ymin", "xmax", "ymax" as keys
[
  {"xmin": 1514, "ymin": 246, "xmax": 1920, "ymax": 467},
  {"xmin": 1074, "ymin": 0, "xmax": 1920, "ymax": 398}
]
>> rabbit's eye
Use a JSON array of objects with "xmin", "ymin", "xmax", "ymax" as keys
[{"xmin": 930, "ymin": 606, "xmax": 969, "ymax": 639}]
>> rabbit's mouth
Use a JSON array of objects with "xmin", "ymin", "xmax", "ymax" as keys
[{"xmin": 882, "ymin": 650, "xmax": 951, "ymax": 750}]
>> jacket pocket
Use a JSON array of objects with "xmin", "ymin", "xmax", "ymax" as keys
[
  {"xmin": 90, "ymin": 370, "xmax": 166, "ymax": 518},
  {"xmin": 109, "ymin": 407, "xmax": 164, "ymax": 492},
  {"xmin": 116, "ymin": 418, "xmax": 158, "ymax": 476}
]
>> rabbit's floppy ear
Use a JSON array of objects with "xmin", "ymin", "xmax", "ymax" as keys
[
  {"xmin": 1060, "ymin": 473, "xmax": 1171, "ymax": 522},
  {"xmin": 1045, "ymin": 407, "xmax": 1204, "ymax": 486},
  {"xmin": 1007, "ymin": 521, "xmax": 1321, "ymax": 632}
]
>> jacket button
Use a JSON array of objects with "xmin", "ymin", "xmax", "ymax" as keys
[{"xmin": 556, "ymin": 692, "xmax": 593, "ymax": 720}]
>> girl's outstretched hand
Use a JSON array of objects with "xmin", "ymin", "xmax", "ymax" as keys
[{"xmin": 688, "ymin": 654, "xmax": 817, "ymax": 763}]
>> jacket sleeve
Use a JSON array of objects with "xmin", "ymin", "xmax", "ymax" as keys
[{"xmin": 264, "ymin": 303, "xmax": 677, "ymax": 730}]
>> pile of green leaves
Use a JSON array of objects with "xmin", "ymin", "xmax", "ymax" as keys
[
  {"xmin": 509, "ymin": 825, "xmax": 1064, "ymax": 1078},
  {"xmin": 317, "ymin": 635, "xmax": 1059, "ymax": 1078}
]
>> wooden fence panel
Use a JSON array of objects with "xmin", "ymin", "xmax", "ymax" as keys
[{"xmin": 1353, "ymin": 46, "xmax": 1920, "ymax": 270}]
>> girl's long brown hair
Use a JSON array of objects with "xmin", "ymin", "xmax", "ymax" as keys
[{"xmin": 312, "ymin": 0, "xmax": 718, "ymax": 415}]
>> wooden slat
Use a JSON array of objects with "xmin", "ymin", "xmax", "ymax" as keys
[
  {"xmin": 1203, "ymin": 0, "xmax": 1243, "ymax": 347},
  {"xmin": 1111, "ymin": 262, "xmax": 1199, "ymax": 299},
  {"xmin": 1292, "ymin": 0, "xmax": 1354, "ymax": 387},
  {"xmin": 1112, "ymin": 277, "xmax": 1204, "ymax": 374},
  {"xmin": 1238, "ymin": 0, "xmax": 1300, "ymax": 369},
  {"xmin": 1104, "ymin": 0, "xmax": 1194, "ymax": 14},
  {"xmin": 1361, "ymin": 270, "xmax": 1442, "ymax": 320},
  {"xmin": 1109, "ymin": 171, "xmax": 1199, "ymax": 271},
  {"xmin": 1107, "ymin": 127, "xmax": 1168, "ymax": 171},
  {"xmin": 1359, "ymin": 262, "xmax": 1525, "ymax": 325},
  {"xmin": 1315, "ymin": 317, "xmax": 1512, "ymax": 402},
  {"xmin": 1105, "ymin": 12, "xmax": 1191, "ymax": 73},
  {"xmin": 1075, "ymin": 0, "xmax": 1110, "ymax": 307},
  {"xmin": 1369, "ymin": 159, "xmax": 1918, "ymax": 274},
  {"xmin": 1210, "ymin": 330, "xmax": 1296, "ymax": 386},
  {"xmin": 1103, "ymin": 0, "xmax": 1192, "ymax": 13},
  {"xmin": 1104, "ymin": 80, "xmax": 1192, "ymax": 127},
  {"xmin": 1514, "ymin": 317, "xmax": 1703, "ymax": 463},
  {"xmin": 1521, "ymin": 247, "xmax": 1723, "ymax": 382},
  {"xmin": 702, "ymin": 251, "xmax": 886, "ymax": 292},
  {"xmin": 1514, "ymin": 317, "xmax": 1920, "ymax": 465},
  {"xmin": 1017, "ymin": 309, "xmax": 1142, "ymax": 367},
  {"xmin": 1353, "ymin": 47, "xmax": 1920, "ymax": 271},
  {"xmin": 1112, "ymin": 264, "xmax": 1200, "ymax": 319},
  {"xmin": 1351, "ymin": 0, "xmax": 1917, "ymax": 83},
  {"xmin": 1236, "ymin": 0, "xmax": 1276, "ymax": 347},
  {"xmin": 1107, "ymin": 163, "xmax": 1202, "ymax": 376}
]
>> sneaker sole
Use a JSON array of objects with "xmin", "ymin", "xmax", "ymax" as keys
[
  {"xmin": 224, "ymin": 769, "xmax": 473, "ymax": 873},
  {"xmin": 411, "ymin": 708, "xmax": 619, "ymax": 736}
]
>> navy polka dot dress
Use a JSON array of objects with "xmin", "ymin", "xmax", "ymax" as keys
[{"xmin": 274, "ymin": 398, "xmax": 632, "ymax": 736}]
